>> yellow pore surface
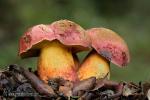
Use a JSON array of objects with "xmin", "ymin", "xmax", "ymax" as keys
[
  {"xmin": 78, "ymin": 52, "xmax": 110, "ymax": 80},
  {"xmin": 38, "ymin": 41, "xmax": 77, "ymax": 82}
]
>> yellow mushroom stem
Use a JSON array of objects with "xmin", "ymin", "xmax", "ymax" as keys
[
  {"xmin": 38, "ymin": 41, "xmax": 78, "ymax": 83},
  {"xmin": 78, "ymin": 50, "xmax": 110, "ymax": 80}
]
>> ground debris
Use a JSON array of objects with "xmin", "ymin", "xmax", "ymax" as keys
[{"xmin": 0, "ymin": 64, "xmax": 149, "ymax": 100}]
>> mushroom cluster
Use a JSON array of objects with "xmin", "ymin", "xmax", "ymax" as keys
[{"xmin": 19, "ymin": 19, "xmax": 130, "ymax": 84}]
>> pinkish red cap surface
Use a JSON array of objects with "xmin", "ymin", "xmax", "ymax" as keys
[
  {"xmin": 19, "ymin": 20, "xmax": 91, "ymax": 58},
  {"xmin": 19, "ymin": 24, "xmax": 55, "ymax": 58},
  {"xmin": 87, "ymin": 28, "xmax": 130, "ymax": 67},
  {"xmin": 49, "ymin": 20, "xmax": 91, "ymax": 52}
]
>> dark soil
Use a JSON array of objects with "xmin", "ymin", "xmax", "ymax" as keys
[{"xmin": 0, "ymin": 64, "xmax": 149, "ymax": 100}]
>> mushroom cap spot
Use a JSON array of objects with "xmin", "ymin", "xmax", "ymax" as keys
[
  {"xmin": 87, "ymin": 28, "xmax": 130, "ymax": 67},
  {"xmin": 19, "ymin": 20, "xmax": 91, "ymax": 58}
]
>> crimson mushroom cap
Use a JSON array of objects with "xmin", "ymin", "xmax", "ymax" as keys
[
  {"xmin": 19, "ymin": 24, "xmax": 55, "ymax": 58},
  {"xmin": 49, "ymin": 20, "xmax": 91, "ymax": 52},
  {"xmin": 87, "ymin": 28, "xmax": 130, "ymax": 67},
  {"xmin": 19, "ymin": 20, "xmax": 91, "ymax": 58}
]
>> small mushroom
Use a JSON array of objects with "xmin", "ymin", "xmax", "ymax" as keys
[
  {"xmin": 78, "ymin": 28, "xmax": 130, "ymax": 80},
  {"xmin": 19, "ymin": 20, "xmax": 90, "ymax": 82}
]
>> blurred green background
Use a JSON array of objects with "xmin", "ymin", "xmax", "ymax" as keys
[{"xmin": 0, "ymin": 0, "xmax": 150, "ymax": 82}]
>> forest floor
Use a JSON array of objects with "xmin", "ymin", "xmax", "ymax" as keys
[{"xmin": 0, "ymin": 64, "xmax": 150, "ymax": 100}]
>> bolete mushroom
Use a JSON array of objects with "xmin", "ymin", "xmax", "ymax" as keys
[
  {"xmin": 78, "ymin": 28, "xmax": 130, "ymax": 80},
  {"xmin": 19, "ymin": 20, "xmax": 90, "ymax": 82}
]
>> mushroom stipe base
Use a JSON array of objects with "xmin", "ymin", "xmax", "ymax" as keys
[
  {"xmin": 37, "ymin": 40, "xmax": 78, "ymax": 82},
  {"xmin": 78, "ymin": 50, "xmax": 110, "ymax": 80}
]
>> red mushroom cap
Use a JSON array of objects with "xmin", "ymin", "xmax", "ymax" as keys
[
  {"xmin": 50, "ymin": 20, "xmax": 91, "ymax": 52},
  {"xmin": 19, "ymin": 20, "xmax": 91, "ymax": 58},
  {"xmin": 19, "ymin": 24, "xmax": 55, "ymax": 58},
  {"xmin": 87, "ymin": 28, "xmax": 130, "ymax": 67}
]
